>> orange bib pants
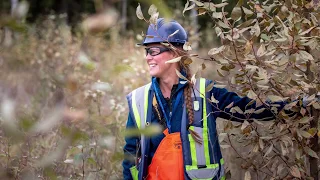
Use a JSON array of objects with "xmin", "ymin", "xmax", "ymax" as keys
[{"xmin": 147, "ymin": 129, "xmax": 185, "ymax": 180}]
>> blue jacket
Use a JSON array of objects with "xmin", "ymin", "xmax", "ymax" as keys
[{"xmin": 122, "ymin": 77, "xmax": 282, "ymax": 180}]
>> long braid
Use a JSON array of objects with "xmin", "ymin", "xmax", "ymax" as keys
[
  {"xmin": 181, "ymin": 58, "xmax": 203, "ymax": 144},
  {"xmin": 183, "ymin": 66, "xmax": 194, "ymax": 126}
]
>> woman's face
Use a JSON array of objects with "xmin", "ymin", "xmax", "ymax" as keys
[{"xmin": 145, "ymin": 44, "xmax": 179, "ymax": 78}]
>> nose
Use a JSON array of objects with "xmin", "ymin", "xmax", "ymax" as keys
[{"xmin": 145, "ymin": 53, "xmax": 153, "ymax": 61}]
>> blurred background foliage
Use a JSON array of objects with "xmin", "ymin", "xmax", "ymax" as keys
[{"xmin": 1, "ymin": 0, "xmax": 319, "ymax": 179}]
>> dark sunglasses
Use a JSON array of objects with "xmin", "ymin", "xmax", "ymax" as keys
[{"xmin": 145, "ymin": 47, "xmax": 171, "ymax": 56}]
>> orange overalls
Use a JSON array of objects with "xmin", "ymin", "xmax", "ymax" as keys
[{"xmin": 147, "ymin": 129, "xmax": 184, "ymax": 180}]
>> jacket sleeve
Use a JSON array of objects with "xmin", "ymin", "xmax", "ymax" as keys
[
  {"xmin": 210, "ymin": 81, "xmax": 285, "ymax": 122},
  {"xmin": 122, "ymin": 112, "xmax": 139, "ymax": 180}
]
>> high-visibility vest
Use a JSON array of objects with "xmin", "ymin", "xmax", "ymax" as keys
[{"xmin": 127, "ymin": 78, "xmax": 225, "ymax": 180}]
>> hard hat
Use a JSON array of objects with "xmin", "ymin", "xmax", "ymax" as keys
[{"xmin": 140, "ymin": 18, "xmax": 188, "ymax": 46}]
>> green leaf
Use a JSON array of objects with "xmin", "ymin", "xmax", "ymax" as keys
[
  {"xmin": 136, "ymin": 4, "xmax": 144, "ymax": 20},
  {"xmin": 304, "ymin": 146, "xmax": 319, "ymax": 158}
]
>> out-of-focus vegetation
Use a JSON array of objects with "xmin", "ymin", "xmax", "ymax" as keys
[
  {"xmin": 0, "ymin": 2, "xmax": 152, "ymax": 178},
  {"xmin": 1, "ymin": 0, "xmax": 320, "ymax": 179}
]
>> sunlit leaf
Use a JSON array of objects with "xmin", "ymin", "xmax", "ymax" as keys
[
  {"xmin": 165, "ymin": 56, "xmax": 182, "ymax": 64},
  {"xmin": 254, "ymin": 108, "xmax": 266, "ymax": 114},
  {"xmin": 299, "ymin": 26, "xmax": 316, "ymax": 36},
  {"xmin": 183, "ymin": 2, "xmax": 195, "ymax": 15},
  {"xmin": 210, "ymin": 94, "xmax": 219, "ymax": 103},
  {"xmin": 220, "ymin": 144, "xmax": 231, "ymax": 149},
  {"xmin": 241, "ymin": 120, "xmax": 250, "ymax": 131},
  {"xmin": 212, "ymin": 12, "xmax": 223, "ymax": 19},
  {"xmin": 208, "ymin": 46, "xmax": 225, "ymax": 55},
  {"xmin": 267, "ymin": 95, "xmax": 284, "ymax": 102},
  {"xmin": 247, "ymin": 90, "xmax": 257, "ymax": 99},
  {"xmin": 214, "ymin": 2, "xmax": 229, "ymax": 8},
  {"xmin": 242, "ymin": 6, "xmax": 253, "ymax": 15},
  {"xmin": 149, "ymin": 12, "xmax": 159, "ymax": 25},
  {"xmin": 244, "ymin": 171, "xmax": 251, "ymax": 180},
  {"xmin": 148, "ymin": 4, "xmax": 158, "ymax": 16},
  {"xmin": 231, "ymin": 106, "xmax": 244, "ymax": 114},
  {"xmin": 136, "ymin": 4, "xmax": 144, "ymax": 20}
]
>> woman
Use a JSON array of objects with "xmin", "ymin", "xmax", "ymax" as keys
[{"xmin": 122, "ymin": 18, "xmax": 280, "ymax": 180}]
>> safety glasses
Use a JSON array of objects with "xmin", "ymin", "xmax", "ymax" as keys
[{"xmin": 145, "ymin": 47, "xmax": 171, "ymax": 56}]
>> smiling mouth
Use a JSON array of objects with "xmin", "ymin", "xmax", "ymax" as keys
[{"xmin": 149, "ymin": 64, "xmax": 157, "ymax": 68}]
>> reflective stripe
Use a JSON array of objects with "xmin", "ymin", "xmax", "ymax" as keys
[
  {"xmin": 188, "ymin": 127, "xmax": 197, "ymax": 166},
  {"xmin": 131, "ymin": 83, "xmax": 151, "ymax": 157},
  {"xmin": 186, "ymin": 164, "xmax": 219, "ymax": 170},
  {"xmin": 130, "ymin": 166, "xmax": 139, "ymax": 180},
  {"xmin": 144, "ymin": 83, "xmax": 151, "ymax": 127},
  {"xmin": 131, "ymin": 83, "xmax": 151, "ymax": 129},
  {"xmin": 132, "ymin": 90, "xmax": 141, "ymax": 129},
  {"xmin": 199, "ymin": 78, "xmax": 211, "ymax": 165}
]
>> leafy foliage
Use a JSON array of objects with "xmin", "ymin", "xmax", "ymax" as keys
[{"xmin": 138, "ymin": 0, "xmax": 320, "ymax": 179}]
